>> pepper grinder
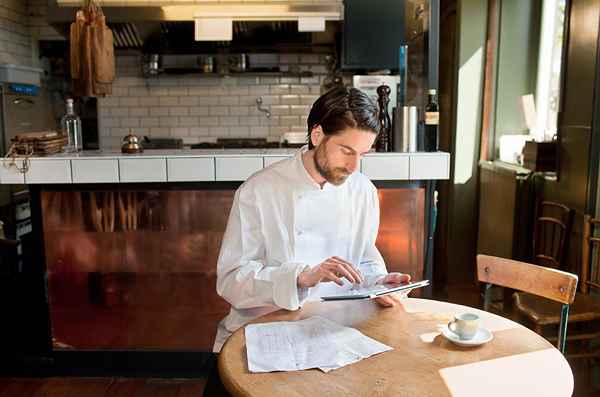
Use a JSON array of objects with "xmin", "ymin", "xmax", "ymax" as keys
[{"xmin": 376, "ymin": 85, "xmax": 392, "ymax": 152}]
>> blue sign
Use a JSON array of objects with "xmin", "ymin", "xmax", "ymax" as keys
[{"xmin": 8, "ymin": 84, "xmax": 39, "ymax": 96}]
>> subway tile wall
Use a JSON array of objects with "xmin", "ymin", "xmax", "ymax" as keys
[
  {"xmin": 98, "ymin": 54, "xmax": 331, "ymax": 149},
  {"xmin": 0, "ymin": 0, "xmax": 33, "ymax": 66}
]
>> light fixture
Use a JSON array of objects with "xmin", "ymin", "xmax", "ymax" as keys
[
  {"xmin": 298, "ymin": 17, "xmax": 326, "ymax": 32},
  {"xmin": 194, "ymin": 18, "xmax": 232, "ymax": 41},
  {"xmin": 190, "ymin": 4, "xmax": 339, "ymax": 39}
]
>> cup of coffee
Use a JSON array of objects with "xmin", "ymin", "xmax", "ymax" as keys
[{"xmin": 447, "ymin": 313, "xmax": 480, "ymax": 340}]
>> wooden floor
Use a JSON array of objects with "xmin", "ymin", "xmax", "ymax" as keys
[{"xmin": 0, "ymin": 378, "xmax": 206, "ymax": 397}]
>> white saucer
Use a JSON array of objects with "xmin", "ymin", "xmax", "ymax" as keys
[{"xmin": 441, "ymin": 326, "xmax": 493, "ymax": 347}]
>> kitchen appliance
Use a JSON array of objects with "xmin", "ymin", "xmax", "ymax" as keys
[
  {"xmin": 51, "ymin": 1, "xmax": 343, "ymax": 49},
  {"xmin": 190, "ymin": 138, "xmax": 280, "ymax": 149},
  {"xmin": 0, "ymin": 67, "xmax": 53, "ymax": 257},
  {"xmin": 353, "ymin": 75, "xmax": 401, "ymax": 114},
  {"xmin": 0, "ymin": 82, "xmax": 56, "ymax": 156},
  {"xmin": 143, "ymin": 136, "xmax": 183, "ymax": 149}
]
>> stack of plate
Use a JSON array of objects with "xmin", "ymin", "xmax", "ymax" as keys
[{"xmin": 12, "ymin": 131, "xmax": 67, "ymax": 155}]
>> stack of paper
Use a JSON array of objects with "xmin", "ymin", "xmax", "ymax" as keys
[{"xmin": 244, "ymin": 316, "xmax": 392, "ymax": 373}]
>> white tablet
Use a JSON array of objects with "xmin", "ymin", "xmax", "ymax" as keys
[{"xmin": 320, "ymin": 280, "xmax": 430, "ymax": 301}]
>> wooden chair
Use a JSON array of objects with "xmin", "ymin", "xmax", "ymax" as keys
[
  {"xmin": 533, "ymin": 201, "xmax": 575, "ymax": 269},
  {"xmin": 477, "ymin": 254, "xmax": 578, "ymax": 353},
  {"xmin": 514, "ymin": 215, "xmax": 600, "ymax": 358}
]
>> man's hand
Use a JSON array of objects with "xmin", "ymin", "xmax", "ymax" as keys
[
  {"xmin": 297, "ymin": 256, "xmax": 364, "ymax": 289},
  {"xmin": 374, "ymin": 272, "xmax": 411, "ymax": 308}
]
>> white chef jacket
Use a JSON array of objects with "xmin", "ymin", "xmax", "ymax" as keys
[{"xmin": 213, "ymin": 146, "xmax": 388, "ymax": 352}]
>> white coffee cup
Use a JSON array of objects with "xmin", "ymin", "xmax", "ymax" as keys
[{"xmin": 447, "ymin": 313, "xmax": 480, "ymax": 340}]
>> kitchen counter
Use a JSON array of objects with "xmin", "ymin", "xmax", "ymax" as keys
[
  {"xmin": 0, "ymin": 149, "xmax": 450, "ymax": 184},
  {"xmin": 10, "ymin": 147, "xmax": 447, "ymax": 359}
]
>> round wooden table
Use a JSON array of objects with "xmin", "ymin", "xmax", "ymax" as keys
[{"xmin": 218, "ymin": 298, "xmax": 574, "ymax": 397}]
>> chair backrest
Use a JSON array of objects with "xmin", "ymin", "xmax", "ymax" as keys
[
  {"xmin": 533, "ymin": 201, "xmax": 575, "ymax": 270},
  {"xmin": 477, "ymin": 254, "xmax": 578, "ymax": 304},
  {"xmin": 477, "ymin": 254, "xmax": 578, "ymax": 353},
  {"xmin": 581, "ymin": 215, "xmax": 600, "ymax": 294}
]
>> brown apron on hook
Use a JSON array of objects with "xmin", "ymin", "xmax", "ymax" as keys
[{"xmin": 70, "ymin": 0, "xmax": 115, "ymax": 97}]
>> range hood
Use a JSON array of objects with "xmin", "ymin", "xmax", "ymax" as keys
[{"xmin": 49, "ymin": 0, "xmax": 342, "ymax": 48}]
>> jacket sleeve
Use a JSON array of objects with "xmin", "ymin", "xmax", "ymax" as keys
[
  {"xmin": 358, "ymin": 186, "xmax": 389, "ymax": 286},
  {"xmin": 216, "ymin": 187, "xmax": 309, "ymax": 311}
]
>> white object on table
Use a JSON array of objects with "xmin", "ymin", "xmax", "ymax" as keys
[
  {"xmin": 441, "ymin": 325, "xmax": 494, "ymax": 347},
  {"xmin": 244, "ymin": 316, "xmax": 391, "ymax": 373}
]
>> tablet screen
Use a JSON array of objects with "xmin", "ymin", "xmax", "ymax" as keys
[{"xmin": 320, "ymin": 280, "xmax": 430, "ymax": 301}]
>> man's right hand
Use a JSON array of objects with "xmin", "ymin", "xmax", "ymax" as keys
[{"xmin": 297, "ymin": 256, "xmax": 364, "ymax": 289}]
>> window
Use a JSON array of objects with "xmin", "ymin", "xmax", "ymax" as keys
[
  {"xmin": 534, "ymin": 0, "xmax": 567, "ymax": 142},
  {"xmin": 492, "ymin": 0, "xmax": 567, "ymax": 164}
]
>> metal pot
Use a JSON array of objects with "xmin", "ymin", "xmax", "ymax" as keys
[
  {"xmin": 227, "ymin": 54, "xmax": 248, "ymax": 73},
  {"xmin": 122, "ymin": 130, "xmax": 144, "ymax": 153},
  {"xmin": 198, "ymin": 56, "xmax": 215, "ymax": 73},
  {"xmin": 142, "ymin": 54, "xmax": 161, "ymax": 76}
]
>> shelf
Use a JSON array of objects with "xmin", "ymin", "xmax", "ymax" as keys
[{"xmin": 153, "ymin": 69, "xmax": 314, "ymax": 78}]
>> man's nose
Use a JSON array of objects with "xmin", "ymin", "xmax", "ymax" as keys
[{"xmin": 347, "ymin": 156, "xmax": 360, "ymax": 173}]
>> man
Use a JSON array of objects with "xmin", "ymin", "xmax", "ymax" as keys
[{"xmin": 204, "ymin": 87, "xmax": 411, "ymax": 395}]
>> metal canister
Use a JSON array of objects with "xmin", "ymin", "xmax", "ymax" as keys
[
  {"xmin": 408, "ymin": 106, "xmax": 418, "ymax": 152},
  {"xmin": 202, "ymin": 56, "xmax": 214, "ymax": 73}
]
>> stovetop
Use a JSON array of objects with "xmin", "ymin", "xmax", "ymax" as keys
[{"xmin": 190, "ymin": 138, "xmax": 301, "ymax": 149}]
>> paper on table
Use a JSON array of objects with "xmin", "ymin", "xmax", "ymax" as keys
[{"xmin": 245, "ymin": 316, "xmax": 392, "ymax": 373}]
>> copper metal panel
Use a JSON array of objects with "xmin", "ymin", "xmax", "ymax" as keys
[
  {"xmin": 42, "ymin": 187, "xmax": 424, "ymax": 351},
  {"xmin": 376, "ymin": 188, "xmax": 425, "ymax": 279},
  {"xmin": 44, "ymin": 190, "xmax": 234, "ymax": 351}
]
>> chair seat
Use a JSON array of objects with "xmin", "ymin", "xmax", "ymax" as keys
[{"xmin": 514, "ymin": 292, "xmax": 600, "ymax": 326}]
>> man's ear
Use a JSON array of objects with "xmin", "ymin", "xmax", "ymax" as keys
[{"xmin": 310, "ymin": 125, "xmax": 324, "ymax": 147}]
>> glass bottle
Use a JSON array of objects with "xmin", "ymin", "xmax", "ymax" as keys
[
  {"xmin": 424, "ymin": 89, "xmax": 439, "ymax": 152},
  {"xmin": 61, "ymin": 98, "xmax": 83, "ymax": 152}
]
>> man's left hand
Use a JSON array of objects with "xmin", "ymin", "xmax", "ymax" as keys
[{"xmin": 374, "ymin": 272, "xmax": 411, "ymax": 308}]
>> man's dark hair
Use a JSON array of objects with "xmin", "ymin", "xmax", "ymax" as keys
[{"xmin": 306, "ymin": 87, "xmax": 380, "ymax": 149}]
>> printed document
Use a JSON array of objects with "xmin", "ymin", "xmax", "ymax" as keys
[{"xmin": 245, "ymin": 316, "xmax": 392, "ymax": 373}]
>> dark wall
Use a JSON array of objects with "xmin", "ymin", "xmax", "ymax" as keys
[
  {"xmin": 543, "ymin": 0, "xmax": 600, "ymax": 275},
  {"xmin": 433, "ymin": 0, "xmax": 458, "ymax": 291}
]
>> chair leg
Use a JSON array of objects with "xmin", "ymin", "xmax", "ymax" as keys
[
  {"xmin": 483, "ymin": 283, "xmax": 492, "ymax": 312},
  {"xmin": 558, "ymin": 303, "xmax": 569, "ymax": 354},
  {"xmin": 583, "ymin": 357, "xmax": 591, "ymax": 395}
]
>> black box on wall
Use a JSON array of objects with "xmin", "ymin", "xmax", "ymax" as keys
[
  {"xmin": 522, "ymin": 141, "xmax": 557, "ymax": 172},
  {"xmin": 342, "ymin": 0, "xmax": 406, "ymax": 70}
]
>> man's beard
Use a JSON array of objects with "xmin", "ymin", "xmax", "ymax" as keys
[{"xmin": 313, "ymin": 141, "xmax": 351, "ymax": 186}]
